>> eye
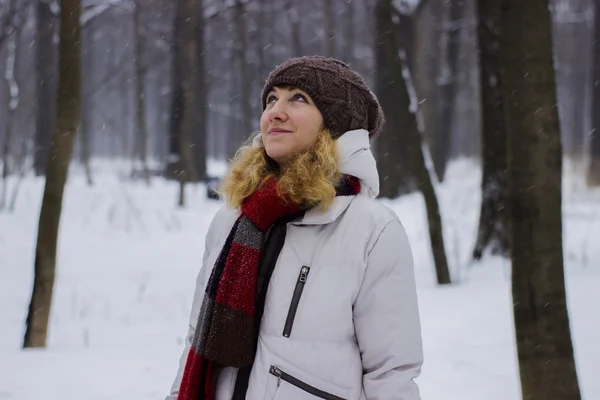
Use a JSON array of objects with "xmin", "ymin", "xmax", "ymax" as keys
[
  {"xmin": 266, "ymin": 94, "xmax": 277, "ymax": 104},
  {"xmin": 291, "ymin": 93, "xmax": 308, "ymax": 103}
]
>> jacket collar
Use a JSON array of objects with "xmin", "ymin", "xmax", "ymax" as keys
[{"xmin": 252, "ymin": 129, "xmax": 379, "ymax": 226}]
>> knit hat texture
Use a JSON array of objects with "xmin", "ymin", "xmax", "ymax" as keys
[{"xmin": 261, "ymin": 56, "xmax": 385, "ymax": 139}]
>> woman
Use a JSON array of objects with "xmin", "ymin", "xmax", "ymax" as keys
[{"xmin": 167, "ymin": 56, "xmax": 423, "ymax": 400}]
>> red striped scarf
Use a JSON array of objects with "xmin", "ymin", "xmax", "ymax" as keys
[{"xmin": 178, "ymin": 175, "xmax": 361, "ymax": 400}]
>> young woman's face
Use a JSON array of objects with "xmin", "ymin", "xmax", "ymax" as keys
[{"xmin": 260, "ymin": 86, "xmax": 324, "ymax": 165}]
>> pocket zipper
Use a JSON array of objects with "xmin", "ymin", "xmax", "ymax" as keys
[
  {"xmin": 269, "ymin": 366, "xmax": 346, "ymax": 400},
  {"xmin": 283, "ymin": 265, "xmax": 310, "ymax": 338}
]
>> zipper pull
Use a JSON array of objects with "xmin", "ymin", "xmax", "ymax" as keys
[
  {"xmin": 299, "ymin": 266, "xmax": 309, "ymax": 282},
  {"xmin": 270, "ymin": 365, "xmax": 281, "ymax": 377},
  {"xmin": 270, "ymin": 366, "xmax": 282, "ymax": 386}
]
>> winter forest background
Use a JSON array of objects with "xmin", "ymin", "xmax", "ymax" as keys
[{"xmin": 1, "ymin": 0, "xmax": 599, "ymax": 399}]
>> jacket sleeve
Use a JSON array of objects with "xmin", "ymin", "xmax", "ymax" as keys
[
  {"xmin": 165, "ymin": 211, "xmax": 223, "ymax": 400},
  {"xmin": 353, "ymin": 219, "xmax": 423, "ymax": 400}
]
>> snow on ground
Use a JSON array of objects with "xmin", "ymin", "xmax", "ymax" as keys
[{"xmin": 0, "ymin": 158, "xmax": 599, "ymax": 400}]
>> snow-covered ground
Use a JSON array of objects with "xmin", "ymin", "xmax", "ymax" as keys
[{"xmin": 1, "ymin": 158, "xmax": 598, "ymax": 400}]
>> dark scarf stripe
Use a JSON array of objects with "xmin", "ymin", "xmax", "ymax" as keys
[{"xmin": 178, "ymin": 175, "xmax": 361, "ymax": 400}]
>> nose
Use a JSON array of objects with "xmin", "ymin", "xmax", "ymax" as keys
[{"xmin": 265, "ymin": 99, "xmax": 289, "ymax": 122}]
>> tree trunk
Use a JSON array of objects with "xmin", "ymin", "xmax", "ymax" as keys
[
  {"xmin": 396, "ymin": 11, "xmax": 414, "ymax": 74},
  {"xmin": 193, "ymin": 0, "xmax": 207, "ymax": 182},
  {"xmin": 234, "ymin": 0, "xmax": 253, "ymax": 139},
  {"xmin": 376, "ymin": 0, "xmax": 451, "ymax": 285},
  {"xmin": 79, "ymin": 125, "xmax": 93, "ymax": 186},
  {"xmin": 413, "ymin": 3, "xmax": 440, "ymax": 178},
  {"xmin": 34, "ymin": 0, "xmax": 58, "ymax": 177},
  {"xmin": 343, "ymin": 0, "xmax": 355, "ymax": 65},
  {"xmin": 374, "ymin": 0, "xmax": 416, "ymax": 196},
  {"xmin": 323, "ymin": 0, "xmax": 336, "ymax": 57},
  {"xmin": 1, "ymin": 31, "xmax": 19, "ymax": 210},
  {"xmin": 23, "ymin": 0, "xmax": 81, "ymax": 348},
  {"xmin": 181, "ymin": 0, "xmax": 198, "ymax": 185},
  {"xmin": 553, "ymin": 0, "xmax": 592, "ymax": 157},
  {"xmin": 434, "ymin": 0, "xmax": 462, "ymax": 182},
  {"xmin": 590, "ymin": 128, "xmax": 600, "ymax": 186},
  {"xmin": 167, "ymin": 0, "xmax": 199, "ymax": 200},
  {"xmin": 285, "ymin": 0, "xmax": 303, "ymax": 57},
  {"xmin": 133, "ymin": 0, "xmax": 150, "ymax": 185},
  {"xmin": 589, "ymin": 0, "xmax": 600, "ymax": 186},
  {"xmin": 177, "ymin": 0, "xmax": 200, "ymax": 205},
  {"xmin": 501, "ymin": 0, "xmax": 582, "ymax": 397},
  {"xmin": 472, "ymin": 0, "xmax": 508, "ymax": 260}
]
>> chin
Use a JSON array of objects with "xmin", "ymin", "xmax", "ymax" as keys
[
  {"xmin": 265, "ymin": 146, "xmax": 291, "ymax": 163},
  {"xmin": 266, "ymin": 152, "xmax": 288, "ymax": 164}
]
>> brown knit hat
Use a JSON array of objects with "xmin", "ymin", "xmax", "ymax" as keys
[{"xmin": 261, "ymin": 56, "xmax": 385, "ymax": 139}]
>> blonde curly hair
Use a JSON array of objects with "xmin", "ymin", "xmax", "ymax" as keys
[{"xmin": 219, "ymin": 130, "xmax": 342, "ymax": 211}]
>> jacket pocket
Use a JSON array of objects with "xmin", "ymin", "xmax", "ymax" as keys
[
  {"xmin": 269, "ymin": 365, "xmax": 346, "ymax": 400},
  {"xmin": 282, "ymin": 265, "xmax": 310, "ymax": 338}
]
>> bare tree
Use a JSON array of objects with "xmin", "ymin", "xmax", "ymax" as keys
[
  {"xmin": 1, "ymin": 30, "xmax": 20, "ymax": 210},
  {"xmin": 375, "ymin": 0, "xmax": 451, "ymax": 285},
  {"xmin": 433, "ymin": 0, "xmax": 462, "ymax": 182},
  {"xmin": 553, "ymin": 0, "xmax": 594, "ymax": 157},
  {"xmin": 168, "ymin": 0, "xmax": 200, "ymax": 206},
  {"xmin": 472, "ymin": 0, "xmax": 508, "ymax": 260},
  {"xmin": 133, "ymin": 0, "xmax": 150, "ymax": 184},
  {"xmin": 374, "ymin": 0, "xmax": 415, "ymax": 196},
  {"xmin": 589, "ymin": 0, "xmax": 600, "ymax": 186},
  {"xmin": 24, "ymin": 0, "xmax": 82, "ymax": 348},
  {"xmin": 1, "ymin": 0, "xmax": 31, "ymax": 201},
  {"xmin": 323, "ymin": 0, "xmax": 335, "ymax": 57},
  {"xmin": 501, "ymin": 0, "xmax": 581, "ymax": 397},
  {"xmin": 34, "ymin": 0, "xmax": 58, "ymax": 176},
  {"xmin": 343, "ymin": 0, "xmax": 355, "ymax": 64},
  {"xmin": 233, "ymin": 0, "xmax": 253, "ymax": 139},
  {"xmin": 285, "ymin": 0, "xmax": 303, "ymax": 57},
  {"xmin": 193, "ymin": 0, "xmax": 207, "ymax": 182}
]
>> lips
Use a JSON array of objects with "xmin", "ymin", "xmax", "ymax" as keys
[{"xmin": 268, "ymin": 128, "xmax": 292, "ymax": 135}]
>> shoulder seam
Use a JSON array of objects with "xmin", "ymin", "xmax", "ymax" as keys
[{"xmin": 366, "ymin": 219, "xmax": 398, "ymax": 258}]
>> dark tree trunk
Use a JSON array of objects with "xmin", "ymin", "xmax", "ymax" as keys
[
  {"xmin": 396, "ymin": 11, "xmax": 414, "ymax": 74},
  {"xmin": 589, "ymin": 0, "xmax": 600, "ymax": 186},
  {"xmin": 167, "ymin": 0, "xmax": 199, "ymax": 198},
  {"xmin": 234, "ymin": 0, "xmax": 253, "ymax": 140},
  {"xmin": 375, "ymin": 0, "xmax": 451, "ymax": 285},
  {"xmin": 323, "ymin": 0, "xmax": 336, "ymax": 57},
  {"xmin": 133, "ymin": 0, "xmax": 150, "ymax": 185},
  {"xmin": 590, "ymin": 125, "xmax": 600, "ymax": 186},
  {"xmin": 79, "ymin": 125, "xmax": 93, "ymax": 186},
  {"xmin": 374, "ymin": 0, "xmax": 416, "ymax": 196},
  {"xmin": 193, "ymin": 0, "xmax": 207, "ymax": 182},
  {"xmin": 472, "ymin": 0, "xmax": 508, "ymax": 260},
  {"xmin": 34, "ymin": 0, "xmax": 58, "ymax": 177},
  {"xmin": 553, "ymin": 0, "xmax": 592, "ymax": 157},
  {"xmin": 344, "ymin": 0, "xmax": 355, "ymax": 65},
  {"xmin": 501, "ymin": 0, "xmax": 582, "ymax": 398},
  {"xmin": 167, "ymin": 77, "xmax": 184, "ymax": 177},
  {"xmin": 413, "ymin": 4, "xmax": 440, "ymax": 176},
  {"xmin": 24, "ymin": 0, "xmax": 81, "ymax": 348},
  {"xmin": 285, "ymin": 0, "xmax": 303, "ymax": 57},
  {"xmin": 434, "ymin": 0, "xmax": 462, "ymax": 182},
  {"xmin": 1, "ymin": 30, "xmax": 19, "ymax": 210}
]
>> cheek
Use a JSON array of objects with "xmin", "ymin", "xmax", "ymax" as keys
[{"xmin": 259, "ymin": 112, "xmax": 269, "ymax": 132}]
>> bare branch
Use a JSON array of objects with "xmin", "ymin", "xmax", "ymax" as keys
[{"xmin": 80, "ymin": 0, "xmax": 134, "ymax": 25}]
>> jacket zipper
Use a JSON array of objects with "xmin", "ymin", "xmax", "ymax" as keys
[
  {"xmin": 269, "ymin": 366, "xmax": 346, "ymax": 400},
  {"xmin": 282, "ymin": 265, "xmax": 310, "ymax": 338}
]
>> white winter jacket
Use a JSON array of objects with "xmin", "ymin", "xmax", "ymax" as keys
[{"xmin": 167, "ymin": 129, "xmax": 423, "ymax": 400}]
